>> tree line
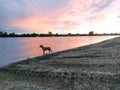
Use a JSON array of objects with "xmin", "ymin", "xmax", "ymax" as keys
[
  {"xmin": 0, "ymin": 31, "xmax": 120, "ymax": 37},
  {"xmin": 0, "ymin": 31, "xmax": 54, "ymax": 37}
]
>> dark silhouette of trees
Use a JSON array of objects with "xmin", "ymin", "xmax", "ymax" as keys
[
  {"xmin": 68, "ymin": 33, "xmax": 71, "ymax": 35},
  {"xmin": 89, "ymin": 31, "xmax": 94, "ymax": 35},
  {"xmin": 9, "ymin": 32, "xmax": 16, "ymax": 37},
  {"xmin": 0, "ymin": 30, "xmax": 120, "ymax": 37},
  {"xmin": 0, "ymin": 31, "xmax": 8, "ymax": 37},
  {"xmin": 48, "ymin": 31, "xmax": 53, "ymax": 36}
]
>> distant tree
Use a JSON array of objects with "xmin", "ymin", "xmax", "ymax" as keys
[
  {"xmin": 89, "ymin": 31, "xmax": 94, "ymax": 35},
  {"xmin": 76, "ymin": 33, "xmax": 80, "ymax": 35},
  {"xmin": 0, "ymin": 31, "xmax": 8, "ymax": 37},
  {"xmin": 55, "ymin": 33, "xmax": 59, "ymax": 36},
  {"xmin": 48, "ymin": 31, "xmax": 52, "ymax": 36},
  {"xmin": 68, "ymin": 33, "xmax": 71, "ymax": 35},
  {"xmin": 3, "ymin": 32, "xmax": 8, "ymax": 37},
  {"xmin": 30, "ymin": 33, "xmax": 38, "ymax": 37},
  {"xmin": 0, "ymin": 31, "xmax": 3, "ymax": 37},
  {"xmin": 9, "ymin": 32, "xmax": 15, "ymax": 37}
]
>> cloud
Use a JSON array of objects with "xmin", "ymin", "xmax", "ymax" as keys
[
  {"xmin": 0, "ymin": 0, "xmax": 70, "ymax": 25},
  {"xmin": 92, "ymin": 0, "xmax": 114, "ymax": 10},
  {"xmin": 0, "ymin": 0, "xmax": 120, "ymax": 33},
  {"xmin": 0, "ymin": 0, "xmax": 28, "ymax": 25},
  {"xmin": 118, "ymin": 16, "xmax": 120, "ymax": 18}
]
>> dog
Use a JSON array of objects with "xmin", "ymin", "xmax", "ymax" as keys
[{"xmin": 40, "ymin": 45, "xmax": 52, "ymax": 55}]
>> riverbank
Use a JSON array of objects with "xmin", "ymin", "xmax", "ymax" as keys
[{"xmin": 0, "ymin": 36, "xmax": 120, "ymax": 90}]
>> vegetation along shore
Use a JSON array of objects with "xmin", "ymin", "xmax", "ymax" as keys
[
  {"xmin": 0, "ymin": 36, "xmax": 120, "ymax": 90},
  {"xmin": 0, "ymin": 31, "xmax": 120, "ymax": 37}
]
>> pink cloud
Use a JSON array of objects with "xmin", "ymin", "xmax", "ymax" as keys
[{"xmin": 7, "ymin": 0, "xmax": 120, "ymax": 34}]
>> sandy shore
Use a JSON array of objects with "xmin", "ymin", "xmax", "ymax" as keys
[{"xmin": 0, "ymin": 36, "xmax": 120, "ymax": 90}]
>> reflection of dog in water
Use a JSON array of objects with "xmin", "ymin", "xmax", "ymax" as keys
[{"xmin": 40, "ymin": 45, "xmax": 52, "ymax": 55}]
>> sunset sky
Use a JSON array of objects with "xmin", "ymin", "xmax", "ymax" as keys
[{"xmin": 0, "ymin": 0, "xmax": 120, "ymax": 34}]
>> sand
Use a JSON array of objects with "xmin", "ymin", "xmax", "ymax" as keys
[{"xmin": 0, "ymin": 36, "xmax": 120, "ymax": 90}]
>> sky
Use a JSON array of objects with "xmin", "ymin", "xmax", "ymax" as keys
[{"xmin": 0, "ymin": 0, "xmax": 120, "ymax": 34}]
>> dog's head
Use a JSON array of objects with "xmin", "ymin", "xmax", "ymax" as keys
[{"xmin": 40, "ymin": 45, "xmax": 43, "ymax": 48}]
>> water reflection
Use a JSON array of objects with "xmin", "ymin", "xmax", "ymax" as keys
[{"xmin": 0, "ymin": 36, "xmax": 117, "ymax": 66}]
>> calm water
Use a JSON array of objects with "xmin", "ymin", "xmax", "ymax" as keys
[{"xmin": 0, "ymin": 36, "xmax": 117, "ymax": 67}]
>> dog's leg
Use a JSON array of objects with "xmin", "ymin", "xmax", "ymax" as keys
[
  {"xmin": 50, "ymin": 48, "xmax": 52, "ymax": 53},
  {"xmin": 43, "ymin": 50, "xmax": 45, "ymax": 55},
  {"xmin": 50, "ymin": 50, "xmax": 52, "ymax": 54},
  {"xmin": 49, "ymin": 50, "xmax": 51, "ymax": 54},
  {"xmin": 49, "ymin": 49, "xmax": 52, "ymax": 53}
]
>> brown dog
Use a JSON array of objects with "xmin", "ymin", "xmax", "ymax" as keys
[{"xmin": 40, "ymin": 45, "xmax": 52, "ymax": 55}]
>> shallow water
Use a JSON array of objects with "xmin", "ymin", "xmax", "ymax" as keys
[{"xmin": 0, "ymin": 36, "xmax": 117, "ymax": 66}]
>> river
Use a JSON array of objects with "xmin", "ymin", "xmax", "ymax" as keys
[{"xmin": 0, "ymin": 36, "xmax": 118, "ymax": 67}]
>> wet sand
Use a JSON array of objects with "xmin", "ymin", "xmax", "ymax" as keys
[{"xmin": 0, "ymin": 36, "xmax": 120, "ymax": 90}]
